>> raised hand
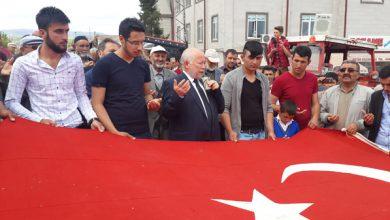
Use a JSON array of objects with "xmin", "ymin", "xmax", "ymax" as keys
[{"xmin": 173, "ymin": 79, "xmax": 190, "ymax": 97}]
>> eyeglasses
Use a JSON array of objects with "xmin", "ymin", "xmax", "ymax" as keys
[
  {"xmin": 126, "ymin": 40, "xmax": 145, "ymax": 47},
  {"xmin": 339, "ymin": 68, "xmax": 357, "ymax": 73}
]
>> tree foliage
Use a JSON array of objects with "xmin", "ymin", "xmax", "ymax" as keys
[
  {"xmin": 139, "ymin": 0, "xmax": 164, "ymax": 37},
  {"xmin": 0, "ymin": 32, "xmax": 11, "ymax": 48}
]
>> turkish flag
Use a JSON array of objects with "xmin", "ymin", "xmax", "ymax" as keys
[{"xmin": 0, "ymin": 119, "xmax": 389, "ymax": 219}]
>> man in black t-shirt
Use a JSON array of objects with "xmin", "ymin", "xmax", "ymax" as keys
[{"xmin": 91, "ymin": 18, "xmax": 161, "ymax": 139}]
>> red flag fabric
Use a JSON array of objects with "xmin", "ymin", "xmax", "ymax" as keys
[{"xmin": 0, "ymin": 119, "xmax": 389, "ymax": 220}]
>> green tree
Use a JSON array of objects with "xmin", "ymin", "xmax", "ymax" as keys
[
  {"xmin": 0, "ymin": 32, "xmax": 11, "ymax": 48},
  {"xmin": 138, "ymin": 0, "xmax": 163, "ymax": 37}
]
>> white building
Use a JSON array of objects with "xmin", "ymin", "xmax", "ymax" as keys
[{"xmin": 158, "ymin": 0, "xmax": 390, "ymax": 67}]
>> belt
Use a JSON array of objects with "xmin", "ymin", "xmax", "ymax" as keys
[{"xmin": 240, "ymin": 128, "xmax": 263, "ymax": 134}]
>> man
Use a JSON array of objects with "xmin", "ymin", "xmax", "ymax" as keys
[
  {"xmin": 220, "ymin": 49, "xmax": 238, "ymax": 75},
  {"xmin": 91, "ymin": 18, "xmax": 160, "ymax": 139},
  {"xmin": 221, "ymin": 41, "xmax": 275, "ymax": 142},
  {"xmin": 7, "ymin": 43, "xmax": 17, "ymax": 56},
  {"xmin": 1, "ymin": 35, "xmax": 43, "ymax": 76},
  {"xmin": 5, "ymin": 7, "xmax": 103, "ymax": 131},
  {"xmin": 1, "ymin": 35, "xmax": 43, "ymax": 110},
  {"xmin": 85, "ymin": 38, "xmax": 120, "ymax": 98},
  {"xmin": 204, "ymin": 49, "xmax": 224, "ymax": 84},
  {"xmin": 73, "ymin": 35, "xmax": 94, "ymax": 71},
  {"xmin": 262, "ymin": 65, "xmax": 277, "ymax": 86},
  {"xmin": 73, "ymin": 35, "xmax": 90, "ymax": 54},
  {"xmin": 148, "ymin": 45, "xmax": 176, "ymax": 139},
  {"xmin": 267, "ymin": 26, "xmax": 291, "ymax": 73},
  {"xmin": 271, "ymin": 45, "xmax": 320, "ymax": 130},
  {"xmin": 365, "ymin": 65, "xmax": 390, "ymax": 151},
  {"xmin": 161, "ymin": 48, "xmax": 224, "ymax": 141},
  {"xmin": 320, "ymin": 60, "xmax": 373, "ymax": 135}
]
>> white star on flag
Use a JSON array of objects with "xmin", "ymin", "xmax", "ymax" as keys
[{"xmin": 212, "ymin": 189, "xmax": 313, "ymax": 220}]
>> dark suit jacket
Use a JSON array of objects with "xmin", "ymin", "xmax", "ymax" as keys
[
  {"xmin": 367, "ymin": 90, "xmax": 385, "ymax": 142},
  {"xmin": 162, "ymin": 73, "xmax": 224, "ymax": 141}
]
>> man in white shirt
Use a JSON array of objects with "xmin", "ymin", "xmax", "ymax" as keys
[{"xmin": 5, "ymin": 6, "xmax": 104, "ymax": 131}]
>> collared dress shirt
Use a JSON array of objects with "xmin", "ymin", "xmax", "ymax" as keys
[{"xmin": 5, "ymin": 49, "xmax": 97, "ymax": 128}]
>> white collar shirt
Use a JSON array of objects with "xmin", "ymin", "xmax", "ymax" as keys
[{"xmin": 5, "ymin": 49, "xmax": 97, "ymax": 127}]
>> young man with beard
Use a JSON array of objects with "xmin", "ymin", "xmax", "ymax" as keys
[
  {"xmin": 5, "ymin": 7, "xmax": 104, "ymax": 131},
  {"xmin": 91, "ymin": 18, "xmax": 161, "ymax": 139}
]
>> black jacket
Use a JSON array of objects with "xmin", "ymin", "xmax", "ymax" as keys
[
  {"xmin": 162, "ymin": 73, "xmax": 224, "ymax": 141},
  {"xmin": 367, "ymin": 90, "xmax": 385, "ymax": 142}
]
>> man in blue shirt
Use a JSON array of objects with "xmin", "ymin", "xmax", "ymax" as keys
[
  {"xmin": 91, "ymin": 18, "xmax": 160, "ymax": 139},
  {"xmin": 366, "ymin": 65, "xmax": 390, "ymax": 152}
]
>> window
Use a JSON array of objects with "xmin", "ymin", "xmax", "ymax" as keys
[
  {"xmin": 300, "ymin": 14, "xmax": 316, "ymax": 36},
  {"xmin": 185, "ymin": 23, "xmax": 191, "ymax": 42},
  {"xmin": 197, "ymin": 19, "xmax": 203, "ymax": 43},
  {"xmin": 246, "ymin": 13, "xmax": 267, "ymax": 39},
  {"xmin": 195, "ymin": 0, "xmax": 203, "ymax": 3},
  {"xmin": 211, "ymin": 15, "xmax": 218, "ymax": 42}
]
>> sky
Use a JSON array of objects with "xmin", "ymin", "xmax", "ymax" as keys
[{"xmin": 0, "ymin": 0, "xmax": 141, "ymax": 35}]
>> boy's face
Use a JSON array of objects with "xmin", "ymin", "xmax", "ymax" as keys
[{"xmin": 280, "ymin": 112, "xmax": 295, "ymax": 124}]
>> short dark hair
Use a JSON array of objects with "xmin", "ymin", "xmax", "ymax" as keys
[
  {"xmin": 36, "ymin": 7, "xmax": 70, "ymax": 30},
  {"xmin": 379, "ymin": 65, "xmax": 390, "ymax": 79},
  {"xmin": 119, "ymin": 18, "xmax": 145, "ymax": 40},
  {"xmin": 74, "ymin": 36, "xmax": 88, "ymax": 45},
  {"xmin": 243, "ymin": 40, "xmax": 263, "ymax": 59},
  {"xmin": 293, "ymin": 45, "xmax": 312, "ymax": 60},
  {"xmin": 324, "ymin": 71, "xmax": 339, "ymax": 83},
  {"xmin": 97, "ymin": 38, "xmax": 120, "ymax": 51},
  {"xmin": 262, "ymin": 65, "xmax": 277, "ymax": 73},
  {"xmin": 274, "ymin": 26, "xmax": 284, "ymax": 34},
  {"xmin": 224, "ymin": 49, "xmax": 237, "ymax": 57},
  {"xmin": 280, "ymin": 100, "xmax": 297, "ymax": 115}
]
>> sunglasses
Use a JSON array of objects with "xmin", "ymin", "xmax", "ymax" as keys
[{"xmin": 339, "ymin": 68, "xmax": 357, "ymax": 73}]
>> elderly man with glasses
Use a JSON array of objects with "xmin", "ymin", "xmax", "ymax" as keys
[{"xmin": 320, "ymin": 60, "xmax": 374, "ymax": 135}]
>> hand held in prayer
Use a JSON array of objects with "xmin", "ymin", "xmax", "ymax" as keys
[
  {"xmin": 147, "ymin": 98, "xmax": 161, "ymax": 112},
  {"xmin": 207, "ymin": 80, "xmax": 219, "ymax": 90},
  {"xmin": 327, "ymin": 114, "xmax": 339, "ymax": 123},
  {"xmin": 173, "ymin": 79, "xmax": 190, "ymax": 97},
  {"xmin": 363, "ymin": 113, "xmax": 374, "ymax": 126}
]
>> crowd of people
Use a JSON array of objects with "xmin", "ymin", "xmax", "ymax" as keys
[{"xmin": 0, "ymin": 6, "xmax": 389, "ymax": 151}]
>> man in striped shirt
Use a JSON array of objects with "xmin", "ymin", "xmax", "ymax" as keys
[{"xmin": 5, "ymin": 7, "xmax": 104, "ymax": 131}]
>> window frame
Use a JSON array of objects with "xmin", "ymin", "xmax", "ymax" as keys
[
  {"xmin": 211, "ymin": 15, "xmax": 219, "ymax": 42},
  {"xmin": 197, "ymin": 19, "xmax": 204, "ymax": 43},
  {"xmin": 245, "ymin": 12, "xmax": 268, "ymax": 40},
  {"xmin": 300, "ymin": 13, "xmax": 316, "ymax": 36}
]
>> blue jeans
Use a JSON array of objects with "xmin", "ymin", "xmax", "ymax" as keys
[{"xmin": 239, "ymin": 131, "xmax": 266, "ymax": 140}]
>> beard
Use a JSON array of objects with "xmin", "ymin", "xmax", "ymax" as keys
[{"xmin": 45, "ymin": 33, "xmax": 67, "ymax": 54}]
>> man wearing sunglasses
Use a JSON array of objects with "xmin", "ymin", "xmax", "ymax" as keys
[{"xmin": 320, "ymin": 60, "xmax": 374, "ymax": 135}]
